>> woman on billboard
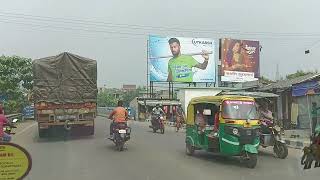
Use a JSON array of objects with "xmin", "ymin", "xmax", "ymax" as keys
[{"xmin": 225, "ymin": 40, "xmax": 248, "ymax": 72}]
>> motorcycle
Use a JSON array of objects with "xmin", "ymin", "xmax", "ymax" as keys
[
  {"xmin": 176, "ymin": 115, "xmax": 184, "ymax": 132},
  {"xmin": 149, "ymin": 114, "xmax": 165, "ymax": 134},
  {"xmin": 301, "ymin": 125, "xmax": 320, "ymax": 169},
  {"xmin": 1, "ymin": 123, "xmax": 17, "ymax": 142},
  {"xmin": 109, "ymin": 122, "xmax": 131, "ymax": 151},
  {"xmin": 260, "ymin": 118, "xmax": 288, "ymax": 159}
]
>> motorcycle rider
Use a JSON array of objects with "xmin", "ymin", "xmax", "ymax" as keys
[
  {"xmin": 108, "ymin": 100, "xmax": 128, "ymax": 139},
  {"xmin": 259, "ymin": 102, "xmax": 273, "ymax": 134},
  {"xmin": 175, "ymin": 104, "xmax": 185, "ymax": 132},
  {"xmin": 151, "ymin": 104, "xmax": 165, "ymax": 126},
  {"xmin": 0, "ymin": 106, "xmax": 12, "ymax": 142}
]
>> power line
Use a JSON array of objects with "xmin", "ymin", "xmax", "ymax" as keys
[
  {"xmin": 1, "ymin": 11, "xmax": 320, "ymax": 38},
  {"xmin": 2, "ymin": 18, "xmax": 320, "ymax": 42}
]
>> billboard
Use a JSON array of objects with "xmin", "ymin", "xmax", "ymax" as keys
[
  {"xmin": 148, "ymin": 35, "xmax": 216, "ymax": 82},
  {"xmin": 221, "ymin": 38, "xmax": 260, "ymax": 82}
]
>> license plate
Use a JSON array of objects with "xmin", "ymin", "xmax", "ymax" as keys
[{"xmin": 119, "ymin": 129, "xmax": 126, "ymax": 134}]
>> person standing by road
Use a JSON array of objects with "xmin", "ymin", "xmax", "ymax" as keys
[{"xmin": 311, "ymin": 102, "xmax": 320, "ymax": 136}]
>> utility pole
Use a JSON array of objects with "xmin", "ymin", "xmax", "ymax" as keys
[{"xmin": 276, "ymin": 64, "xmax": 280, "ymax": 81}]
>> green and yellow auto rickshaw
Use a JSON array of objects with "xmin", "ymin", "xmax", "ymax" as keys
[{"xmin": 185, "ymin": 95, "xmax": 260, "ymax": 168}]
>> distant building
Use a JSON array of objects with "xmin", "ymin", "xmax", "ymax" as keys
[{"xmin": 122, "ymin": 84, "xmax": 137, "ymax": 92}]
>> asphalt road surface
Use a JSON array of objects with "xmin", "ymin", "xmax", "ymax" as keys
[{"xmin": 12, "ymin": 117, "xmax": 320, "ymax": 180}]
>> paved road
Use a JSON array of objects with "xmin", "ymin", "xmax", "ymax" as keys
[{"xmin": 12, "ymin": 117, "xmax": 320, "ymax": 180}]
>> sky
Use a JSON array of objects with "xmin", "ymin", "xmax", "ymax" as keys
[{"xmin": 1, "ymin": 0, "xmax": 320, "ymax": 88}]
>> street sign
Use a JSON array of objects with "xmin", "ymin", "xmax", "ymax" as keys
[
  {"xmin": 22, "ymin": 106, "xmax": 34, "ymax": 118},
  {"xmin": 0, "ymin": 142, "xmax": 32, "ymax": 180}
]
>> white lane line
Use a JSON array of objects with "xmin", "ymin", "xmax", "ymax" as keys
[{"xmin": 15, "ymin": 122, "xmax": 37, "ymax": 136}]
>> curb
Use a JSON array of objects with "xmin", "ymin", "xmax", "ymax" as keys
[{"xmin": 283, "ymin": 138, "xmax": 310, "ymax": 149}]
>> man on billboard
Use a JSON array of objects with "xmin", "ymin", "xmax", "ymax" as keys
[{"xmin": 167, "ymin": 38, "xmax": 210, "ymax": 82}]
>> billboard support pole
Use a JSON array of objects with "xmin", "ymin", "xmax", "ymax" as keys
[
  {"xmin": 150, "ymin": 81, "xmax": 153, "ymax": 98},
  {"xmin": 169, "ymin": 82, "xmax": 171, "ymax": 99},
  {"xmin": 171, "ymin": 82, "xmax": 174, "ymax": 99},
  {"xmin": 147, "ymin": 40, "xmax": 149, "ymax": 97}
]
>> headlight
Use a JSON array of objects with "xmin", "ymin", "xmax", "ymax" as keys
[{"xmin": 232, "ymin": 128, "xmax": 239, "ymax": 135}]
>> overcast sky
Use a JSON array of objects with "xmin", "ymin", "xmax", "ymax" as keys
[{"xmin": 1, "ymin": 0, "xmax": 320, "ymax": 88}]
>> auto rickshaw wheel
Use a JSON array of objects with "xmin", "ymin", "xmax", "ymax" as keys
[
  {"xmin": 186, "ymin": 143, "xmax": 195, "ymax": 156},
  {"xmin": 274, "ymin": 142, "xmax": 288, "ymax": 159},
  {"xmin": 244, "ymin": 153, "xmax": 257, "ymax": 168}
]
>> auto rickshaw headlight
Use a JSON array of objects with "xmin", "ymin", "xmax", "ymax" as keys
[{"xmin": 232, "ymin": 128, "xmax": 239, "ymax": 135}]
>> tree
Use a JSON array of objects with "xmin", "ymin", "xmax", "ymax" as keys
[
  {"xmin": 286, "ymin": 70, "xmax": 316, "ymax": 80},
  {"xmin": 122, "ymin": 86, "xmax": 146, "ymax": 107},
  {"xmin": 0, "ymin": 55, "xmax": 33, "ymax": 113},
  {"xmin": 97, "ymin": 86, "xmax": 145, "ymax": 107},
  {"xmin": 260, "ymin": 76, "xmax": 274, "ymax": 84},
  {"xmin": 97, "ymin": 91, "xmax": 117, "ymax": 107}
]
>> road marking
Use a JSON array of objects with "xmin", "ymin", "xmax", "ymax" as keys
[
  {"xmin": 15, "ymin": 122, "xmax": 37, "ymax": 136},
  {"xmin": 221, "ymin": 138, "xmax": 240, "ymax": 146}
]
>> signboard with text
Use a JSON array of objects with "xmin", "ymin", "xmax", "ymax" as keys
[
  {"xmin": 0, "ymin": 143, "xmax": 32, "ymax": 180},
  {"xmin": 221, "ymin": 38, "xmax": 260, "ymax": 82}
]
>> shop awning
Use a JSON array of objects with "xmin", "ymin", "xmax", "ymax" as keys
[{"xmin": 221, "ymin": 91, "xmax": 279, "ymax": 98}]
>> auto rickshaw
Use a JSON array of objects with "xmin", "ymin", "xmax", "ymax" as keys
[
  {"xmin": 185, "ymin": 95, "xmax": 260, "ymax": 168},
  {"xmin": 222, "ymin": 91, "xmax": 288, "ymax": 159}
]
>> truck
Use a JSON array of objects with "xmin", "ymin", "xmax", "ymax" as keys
[{"xmin": 32, "ymin": 52, "xmax": 97, "ymax": 137}]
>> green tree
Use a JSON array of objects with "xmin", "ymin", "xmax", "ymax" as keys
[
  {"xmin": 122, "ymin": 86, "xmax": 146, "ymax": 107},
  {"xmin": 97, "ymin": 91, "xmax": 117, "ymax": 107},
  {"xmin": 286, "ymin": 70, "xmax": 317, "ymax": 80},
  {"xmin": 259, "ymin": 76, "xmax": 274, "ymax": 84},
  {"xmin": 0, "ymin": 55, "xmax": 33, "ymax": 113}
]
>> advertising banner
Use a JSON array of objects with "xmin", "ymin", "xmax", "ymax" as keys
[
  {"xmin": 0, "ymin": 143, "xmax": 32, "ymax": 180},
  {"xmin": 221, "ymin": 38, "xmax": 260, "ymax": 82},
  {"xmin": 148, "ymin": 35, "xmax": 216, "ymax": 82}
]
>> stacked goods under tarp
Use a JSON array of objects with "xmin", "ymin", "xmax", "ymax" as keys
[{"xmin": 33, "ymin": 52, "xmax": 97, "ymax": 137}]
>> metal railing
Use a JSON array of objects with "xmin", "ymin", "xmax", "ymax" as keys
[{"xmin": 5, "ymin": 113, "xmax": 22, "ymax": 121}]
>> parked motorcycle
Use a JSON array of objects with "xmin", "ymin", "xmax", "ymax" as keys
[
  {"xmin": 109, "ymin": 123, "xmax": 131, "ymax": 151},
  {"xmin": 301, "ymin": 125, "xmax": 320, "ymax": 169},
  {"xmin": 149, "ymin": 115, "xmax": 165, "ymax": 134},
  {"xmin": 260, "ymin": 119, "xmax": 288, "ymax": 159}
]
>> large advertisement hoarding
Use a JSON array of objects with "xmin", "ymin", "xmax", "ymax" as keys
[
  {"xmin": 148, "ymin": 35, "xmax": 216, "ymax": 82},
  {"xmin": 221, "ymin": 38, "xmax": 260, "ymax": 82}
]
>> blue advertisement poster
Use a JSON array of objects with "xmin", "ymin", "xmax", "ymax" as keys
[{"xmin": 148, "ymin": 35, "xmax": 216, "ymax": 82}]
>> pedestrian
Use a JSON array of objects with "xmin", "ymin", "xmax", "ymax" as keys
[{"xmin": 311, "ymin": 102, "xmax": 320, "ymax": 136}]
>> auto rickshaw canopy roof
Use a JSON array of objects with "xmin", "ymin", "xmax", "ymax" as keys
[
  {"xmin": 221, "ymin": 91, "xmax": 279, "ymax": 99},
  {"xmin": 186, "ymin": 95, "xmax": 256, "ymax": 125}
]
